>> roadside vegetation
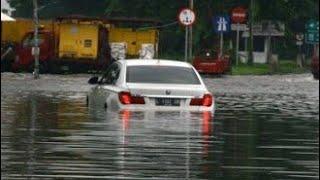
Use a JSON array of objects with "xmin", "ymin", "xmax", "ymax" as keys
[{"xmin": 231, "ymin": 60, "xmax": 310, "ymax": 75}]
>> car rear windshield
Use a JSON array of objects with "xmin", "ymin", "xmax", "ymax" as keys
[{"xmin": 126, "ymin": 65, "xmax": 201, "ymax": 84}]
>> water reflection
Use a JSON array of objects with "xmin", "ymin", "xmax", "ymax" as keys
[
  {"xmin": 1, "ymin": 91, "xmax": 318, "ymax": 179},
  {"xmin": 116, "ymin": 110, "xmax": 215, "ymax": 179},
  {"xmin": 106, "ymin": 110, "xmax": 218, "ymax": 179},
  {"xmin": 1, "ymin": 92, "xmax": 90, "ymax": 179}
]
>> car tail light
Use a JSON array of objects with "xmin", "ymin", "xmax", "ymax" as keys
[
  {"xmin": 203, "ymin": 94, "xmax": 213, "ymax": 107},
  {"xmin": 190, "ymin": 94, "xmax": 213, "ymax": 107},
  {"xmin": 119, "ymin": 92, "xmax": 131, "ymax": 104},
  {"xmin": 119, "ymin": 91, "xmax": 145, "ymax": 105}
]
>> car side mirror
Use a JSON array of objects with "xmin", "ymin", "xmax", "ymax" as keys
[{"xmin": 88, "ymin": 76, "xmax": 99, "ymax": 84}]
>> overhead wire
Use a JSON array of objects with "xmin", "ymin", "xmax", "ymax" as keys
[{"xmin": 137, "ymin": 21, "xmax": 179, "ymax": 30}]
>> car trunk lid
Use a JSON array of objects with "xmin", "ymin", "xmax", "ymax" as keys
[{"xmin": 126, "ymin": 83, "xmax": 206, "ymax": 98}]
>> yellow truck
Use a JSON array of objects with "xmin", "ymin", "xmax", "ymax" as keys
[
  {"xmin": 3, "ymin": 16, "xmax": 159, "ymax": 72},
  {"xmin": 109, "ymin": 28, "xmax": 158, "ymax": 56},
  {"xmin": 1, "ymin": 18, "xmax": 54, "ymax": 44}
]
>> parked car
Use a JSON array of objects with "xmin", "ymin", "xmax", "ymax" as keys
[
  {"xmin": 87, "ymin": 59, "xmax": 215, "ymax": 112},
  {"xmin": 311, "ymin": 45, "xmax": 319, "ymax": 80},
  {"xmin": 192, "ymin": 49, "xmax": 231, "ymax": 75}
]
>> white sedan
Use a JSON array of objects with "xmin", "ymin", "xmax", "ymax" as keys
[{"xmin": 87, "ymin": 59, "xmax": 215, "ymax": 112}]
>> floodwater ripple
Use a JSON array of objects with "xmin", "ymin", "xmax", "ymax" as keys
[{"xmin": 1, "ymin": 74, "xmax": 319, "ymax": 179}]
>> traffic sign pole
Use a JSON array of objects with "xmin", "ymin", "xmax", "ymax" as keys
[
  {"xmin": 295, "ymin": 33, "xmax": 304, "ymax": 67},
  {"xmin": 185, "ymin": 27, "xmax": 189, "ymax": 62},
  {"xmin": 178, "ymin": 8, "xmax": 195, "ymax": 62},
  {"xmin": 236, "ymin": 23, "xmax": 240, "ymax": 65},
  {"xmin": 220, "ymin": 32, "xmax": 224, "ymax": 58},
  {"xmin": 33, "ymin": 0, "xmax": 39, "ymax": 79},
  {"xmin": 231, "ymin": 6, "xmax": 247, "ymax": 66},
  {"xmin": 214, "ymin": 16, "xmax": 230, "ymax": 59},
  {"xmin": 188, "ymin": 0, "xmax": 194, "ymax": 62}
]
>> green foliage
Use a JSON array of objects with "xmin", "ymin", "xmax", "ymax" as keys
[
  {"xmin": 232, "ymin": 63, "xmax": 270, "ymax": 75},
  {"xmin": 8, "ymin": 0, "xmax": 107, "ymax": 18},
  {"xmin": 232, "ymin": 60, "xmax": 309, "ymax": 75}
]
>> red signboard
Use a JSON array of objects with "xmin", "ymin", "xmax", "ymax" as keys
[{"xmin": 231, "ymin": 7, "xmax": 247, "ymax": 23}]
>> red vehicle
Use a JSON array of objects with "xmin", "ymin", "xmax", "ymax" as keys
[
  {"xmin": 12, "ymin": 30, "xmax": 55, "ymax": 72},
  {"xmin": 311, "ymin": 44, "xmax": 319, "ymax": 79},
  {"xmin": 12, "ymin": 28, "xmax": 110, "ymax": 73},
  {"xmin": 12, "ymin": 17, "xmax": 112, "ymax": 73},
  {"xmin": 193, "ymin": 50, "xmax": 231, "ymax": 75}
]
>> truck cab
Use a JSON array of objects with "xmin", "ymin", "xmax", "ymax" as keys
[{"xmin": 12, "ymin": 30, "xmax": 54, "ymax": 72}]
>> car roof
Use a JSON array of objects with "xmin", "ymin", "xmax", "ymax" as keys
[{"xmin": 117, "ymin": 59, "xmax": 193, "ymax": 68}]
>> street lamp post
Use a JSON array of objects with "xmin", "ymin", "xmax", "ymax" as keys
[{"xmin": 33, "ymin": 0, "xmax": 40, "ymax": 79}]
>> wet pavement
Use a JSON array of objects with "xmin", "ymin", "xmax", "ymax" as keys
[{"xmin": 1, "ymin": 73, "xmax": 319, "ymax": 179}]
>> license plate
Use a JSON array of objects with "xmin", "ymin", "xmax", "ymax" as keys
[{"xmin": 155, "ymin": 98, "xmax": 180, "ymax": 106}]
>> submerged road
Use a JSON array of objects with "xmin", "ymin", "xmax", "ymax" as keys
[
  {"xmin": 1, "ymin": 73, "xmax": 319, "ymax": 179},
  {"xmin": 1, "ymin": 73, "xmax": 319, "ymax": 95}
]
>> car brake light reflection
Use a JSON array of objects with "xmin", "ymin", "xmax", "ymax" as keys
[
  {"xmin": 202, "ymin": 111, "xmax": 213, "ymax": 158},
  {"xmin": 120, "ymin": 110, "xmax": 131, "ymax": 132}
]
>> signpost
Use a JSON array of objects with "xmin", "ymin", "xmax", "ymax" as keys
[
  {"xmin": 178, "ymin": 8, "xmax": 196, "ymax": 62},
  {"xmin": 296, "ymin": 33, "xmax": 304, "ymax": 46},
  {"xmin": 296, "ymin": 33, "xmax": 304, "ymax": 67},
  {"xmin": 305, "ymin": 20, "xmax": 319, "ymax": 44},
  {"xmin": 33, "ymin": 0, "xmax": 40, "ymax": 79},
  {"xmin": 213, "ymin": 15, "xmax": 231, "ymax": 58},
  {"xmin": 231, "ymin": 24, "xmax": 248, "ymax": 31},
  {"xmin": 304, "ymin": 20, "xmax": 319, "ymax": 68},
  {"xmin": 231, "ymin": 7, "xmax": 247, "ymax": 65}
]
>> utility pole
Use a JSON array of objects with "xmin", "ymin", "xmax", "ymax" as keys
[
  {"xmin": 185, "ymin": 26, "xmax": 189, "ymax": 62},
  {"xmin": 248, "ymin": 0, "xmax": 254, "ymax": 65},
  {"xmin": 236, "ymin": 22, "xmax": 240, "ymax": 65},
  {"xmin": 188, "ymin": 0, "xmax": 194, "ymax": 62},
  {"xmin": 219, "ymin": 31, "xmax": 224, "ymax": 58},
  {"xmin": 179, "ymin": 6, "xmax": 195, "ymax": 62},
  {"xmin": 33, "ymin": 0, "xmax": 40, "ymax": 79}
]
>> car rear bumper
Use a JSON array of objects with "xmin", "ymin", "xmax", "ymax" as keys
[{"xmin": 117, "ymin": 103, "xmax": 215, "ymax": 113}]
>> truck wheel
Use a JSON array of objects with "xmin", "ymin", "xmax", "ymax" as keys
[
  {"xmin": 49, "ymin": 63, "xmax": 61, "ymax": 74},
  {"xmin": 1, "ymin": 59, "xmax": 13, "ymax": 72},
  {"xmin": 28, "ymin": 61, "xmax": 49, "ymax": 74},
  {"xmin": 27, "ymin": 63, "xmax": 34, "ymax": 73},
  {"xmin": 1, "ymin": 62, "xmax": 5, "ymax": 72},
  {"xmin": 86, "ymin": 96, "xmax": 89, "ymax": 107},
  {"xmin": 39, "ymin": 61, "xmax": 49, "ymax": 74}
]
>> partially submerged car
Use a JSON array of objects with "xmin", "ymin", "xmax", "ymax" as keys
[{"xmin": 87, "ymin": 59, "xmax": 215, "ymax": 112}]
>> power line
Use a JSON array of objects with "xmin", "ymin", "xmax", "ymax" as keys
[
  {"xmin": 137, "ymin": 21, "xmax": 178, "ymax": 30},
  {"xmin": 37, "ymin": 1, "xmax": 58, "ymax": 11}
]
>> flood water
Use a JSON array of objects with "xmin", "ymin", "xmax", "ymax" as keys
[{"xmin": 1, "ymin": 74, "xmax": 319, "ymax": 179}]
